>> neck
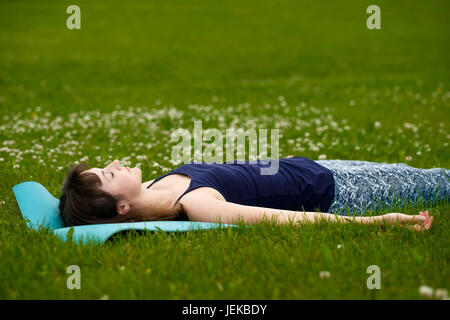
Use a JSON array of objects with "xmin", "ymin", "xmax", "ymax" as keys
[{"xmin": 127, "ymin": 184, "xmax": 178, "ymax": 221}]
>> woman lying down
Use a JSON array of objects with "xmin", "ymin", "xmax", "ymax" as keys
[{"xmin": 58, "ymin": 157, "xmax": 448, "ymax": 231}]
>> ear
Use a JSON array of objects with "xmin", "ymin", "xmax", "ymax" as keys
[{"xmin": 116, "ymin": 200, "xmax": 131, "ymax": 216}]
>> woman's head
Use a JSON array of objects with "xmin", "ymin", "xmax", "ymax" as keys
[
  {"xmin": 82, "ymin": 159, "xmax": 143, "ymax": 203},
  {"xmin": 58, "ymin": 159, "xmax": 143, "ymax": 227}
]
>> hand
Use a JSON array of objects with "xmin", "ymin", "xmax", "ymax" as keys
[
  {"xmin": 416, "ymin": 210, "xmax": 433, "ymax": 231},
  {"xmin": 383, "ymin": 211, "xmax": 433, "ymax": 231}
]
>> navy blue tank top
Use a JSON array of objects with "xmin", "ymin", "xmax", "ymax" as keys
[{"xmin": 147, "ymin": 156, "xmax": 335, "ymax": 216}]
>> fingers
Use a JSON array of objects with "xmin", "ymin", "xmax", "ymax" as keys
[
  {"xmin": 415, "ymin": 210, "xmax": 433, "ymax": 230},
  {"xmin": 405, "ymin": 223, "xmax": 425, "ymax": 232},
  {"xmin": 419, "ymin": 210, "xmax": 430, "ymax": 219},
  {"xmin": 420, "ymin": 211, "xmax": 433, "ymax": 230},
  {"xmin": 425, "ymin": 216, "xmax": 433, "ymax": 230}
]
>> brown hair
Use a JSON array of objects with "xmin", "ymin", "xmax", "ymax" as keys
[
  {"xmin": 58, "ymin": 163, "xmax": 189, "ymax": 227},
  {"xmin": 58, "ymin": 163, "xmax": 127, "ymax": 227}
]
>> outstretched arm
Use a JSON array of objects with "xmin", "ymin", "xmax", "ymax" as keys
[{"xmin": 181, "ymin": 194, "xmax": 433, "ymax": 230}]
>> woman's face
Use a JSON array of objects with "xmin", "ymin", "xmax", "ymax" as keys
[{"xmin": 82, "ymin": 159, "xmax": 142, "ymax": 201}]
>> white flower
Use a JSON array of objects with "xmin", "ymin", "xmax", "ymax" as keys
[
  {"xmin": 434, "ymin": 288, "xmax": 448, "ymax": 300},
  {"xmin": 419, "ymin": 285, "xmax": 433, "ymax": 298},
  {"xmin": 374, "ymin": 121, "xmax": 381, "ymax": 128},
  {"xmin": 99, "ymin": 294, "xmax": 109, "ymax": 300},
  {"xmin": 337, "ymin": 244, "xmax": 342, "ymax": 249},
  {"xmin": 405, "ymin": 156, "xmax": 412, "ymax": 161},
  {"xmin": 319, "ymin": 271, "xmax": 330, "ymax": 279},
  {"xmin": 318, "ymin": 154, "xmax": 327, "ymax": 160}
]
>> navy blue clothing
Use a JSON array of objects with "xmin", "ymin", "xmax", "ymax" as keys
[{"xmin": 146, "ymin": 157, "xmax": 335, "ymax": 216}]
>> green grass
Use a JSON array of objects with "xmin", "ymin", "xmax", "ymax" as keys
[{"xmin": 0, "ymin": 0, "xmax": 449, "ymax": 299}]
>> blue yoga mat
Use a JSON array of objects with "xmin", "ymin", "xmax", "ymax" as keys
[{"xmin": 12, "ymin": 181, "xmax": 238, "ymax": 244}]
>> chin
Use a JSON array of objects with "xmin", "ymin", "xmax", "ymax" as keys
[{"xmin": 135, "ymin": 167, "xmax": 142, "ymax": 181}]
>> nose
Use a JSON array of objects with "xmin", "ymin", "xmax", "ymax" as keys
[
  {"xmin": 115, "ymin": 159, "xmax": 123, "ymax": 170},
  {"xmin": 107, "ymin": 159, "xmax": 122, "ymax": 171}
]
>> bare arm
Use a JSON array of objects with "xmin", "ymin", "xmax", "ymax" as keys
[{"xmin": 180, "ymin": 193, "xmax": 404, "ymax": 226}]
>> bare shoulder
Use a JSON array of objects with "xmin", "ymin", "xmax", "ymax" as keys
[
  {"xmin": 179, "ymin": 187, "xmax": 226, "ymax": 205},
  {"xmin": 178, "ymin": 190, "xmax": 228, "ymax": 222},
  {"xmin": 179, "ymin": 190, "xmax": 265, "ymax": 224},
  {"xmin": 179, "ymin": 191, "xmax": 298, "ymax": 225}
]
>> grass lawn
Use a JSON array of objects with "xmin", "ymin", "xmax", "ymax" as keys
[{"xmin": 0, "ymin": 0, "xmax": 449, "ymax": 299}]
